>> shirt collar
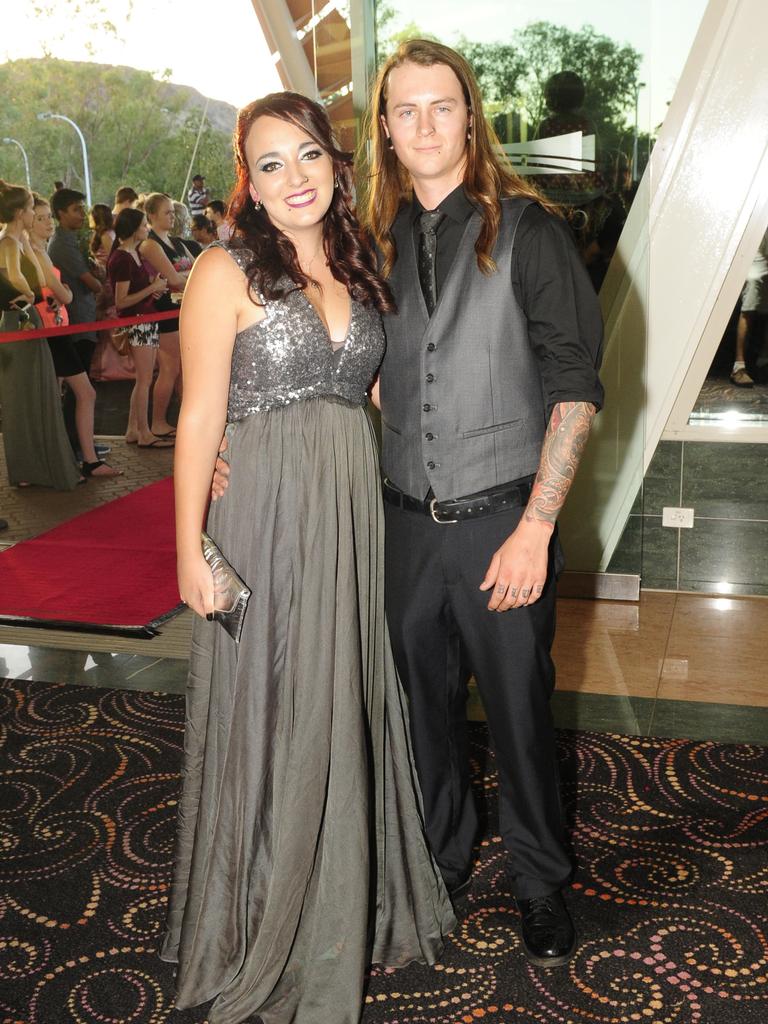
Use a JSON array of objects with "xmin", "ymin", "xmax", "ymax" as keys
[{"xmin": 411, "ymin": 184, "xmax": 476, "ymax": 226}]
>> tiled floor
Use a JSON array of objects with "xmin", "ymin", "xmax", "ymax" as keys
[
  {"xmin": 2, "ymin": 384, "xmax": 767, "ymax": 745},
  {"xmin": 475, "ymin": 589, "xmax": 768, "ymax": 744},
  {"xmin": 1, "ymin": 590, "xmax": 766, "ymax": 744}
]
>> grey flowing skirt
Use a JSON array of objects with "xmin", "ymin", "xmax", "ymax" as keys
[
  {"xmin": 0, "ymin": 310, "xmax": 81, "ymax": 490},
  {"xmin": 161, "ymin": 397, "xmax": 455, "ymax": 1024}
]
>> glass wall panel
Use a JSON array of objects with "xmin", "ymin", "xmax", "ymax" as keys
[
  {"xmin": 688, "ymin": 216, "xmax": 768, "ymax": 428},
  {"xmin": 372, "ymin": 1, "xmax": 707, "ymax": 278},
  {"xmin": 369, "ymin": 0, "xmax": 707, "ymax": 577}
]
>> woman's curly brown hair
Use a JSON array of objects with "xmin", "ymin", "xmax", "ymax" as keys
[{"xmin": 228, "ymin": 92, "xmax": 395, "ymax": 314}]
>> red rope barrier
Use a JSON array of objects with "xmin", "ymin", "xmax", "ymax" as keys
[{"xmin": 0, "ymin": 308, "xmax": 180, "ymax": 343}]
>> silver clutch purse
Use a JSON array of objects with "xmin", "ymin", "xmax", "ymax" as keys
[{"xmin": 201, "ymin": 530, "xmax": 251, "ymax": 643}]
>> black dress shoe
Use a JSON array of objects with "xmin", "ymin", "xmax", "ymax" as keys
[
  {"xmin": 447, "ymin": 875, "xmax": 472, "ymax": 916},
  {"xmin": 516, "ymin": 891, "xmax": 576, "ymax": 967},
  {"xmin": 449, "ymin": 876, "xmax": 472, "ymax": 901}
]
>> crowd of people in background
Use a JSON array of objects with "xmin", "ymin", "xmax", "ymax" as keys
[{"xmin": 0, "ymin": 173, "xmax": 230, "ymax": 493}]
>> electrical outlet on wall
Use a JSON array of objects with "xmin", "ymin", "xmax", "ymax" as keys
[{"xmin": 662, "ymin": 507, "xmax": 695, "ymax": 528}]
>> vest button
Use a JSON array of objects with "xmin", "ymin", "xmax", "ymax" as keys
[
  {"xmin": 426, "ymin": 373, "xmax": 434, "ymax": 383},
  {"xmin": 423, "ymin": 403, "xmax": 431, "ymax": 412},
  {"xmin": 426, "ymin": 342, "xmax": 436, "ymax": 351},
  {"xmin": 427, "ymin": 460, "xmax": 436, "ymax": 470},
  {"xmin": 425, "ymin": 432, "xmax": 434, "ymax": 441}
]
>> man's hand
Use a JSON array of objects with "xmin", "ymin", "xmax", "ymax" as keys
[
  {"xmin": 478, "ymin": 400, "xmax": 596, "ymax": 613},
  {"xmin": 479, "ymin": 519, "xmax": 553, "ymax": 610},
  {"xmin": 81, "ymin": 270, "xmax": 104, "ymax": 295},
  {"xmin": 211, "ymin": 433, "xmax": 230, "ymax": 501}
]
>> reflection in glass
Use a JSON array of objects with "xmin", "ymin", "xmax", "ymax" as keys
[
  {"xmin": 372, "ymin": 0, "xmax": 707, "ymax": 580},
  {"xmin": 373, "ymin": 2, "xmax": 712, "ymax": 297},
  {"xmin": 689, "ymin": 224, "xmax": 768, "ymax": 426}
]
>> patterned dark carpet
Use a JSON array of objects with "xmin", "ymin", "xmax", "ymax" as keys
[{"xmin": 1, "ymin": 678, "xmax": 767, "ymax": 1024}]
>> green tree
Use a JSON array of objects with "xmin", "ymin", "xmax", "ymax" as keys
[
  {"xmin": 31, "ymin": 0, "xmax": 122, "ymax": 58},
  {"xmin": 0, "ymin": 58, "xmax": 235, "ymax": 205},
  {"xmin": 512, "ymin": 21, "xmax": 642, "ymax": 138},
  {"xmin": 374, "ymin": 14, "xmax": 643, "ymax": 171},
  {"xmin": 375, "ymin": 4, "xmax": 438, "ymax": 64},
  {"xmin": 454, "ymin": 40, "xmax": 526, "ymax": 106}
]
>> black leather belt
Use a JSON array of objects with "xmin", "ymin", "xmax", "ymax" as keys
[{"xmin": 382, "ymin": 477, "xmax": 533, "ymax": 524}]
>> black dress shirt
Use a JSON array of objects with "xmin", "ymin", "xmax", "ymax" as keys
[{"xmin": 411, "ymin": 185, "xmax": 604, "ymax": 417}]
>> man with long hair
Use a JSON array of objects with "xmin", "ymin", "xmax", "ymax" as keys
[{"xmin": 365, "ymin": 39, "xmax": 604, "ymax": 968}]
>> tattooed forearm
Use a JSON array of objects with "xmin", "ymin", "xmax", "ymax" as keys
[{"xmin": 524, "ymin": 401, "xmax": 596, "ymax": 525}]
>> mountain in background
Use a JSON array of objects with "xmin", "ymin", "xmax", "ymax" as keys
[{"xmin": 0, "ymin": 58, "xmax": 237, "ymax": 202}]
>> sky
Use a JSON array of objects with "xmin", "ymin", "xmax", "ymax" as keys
[
  {"xmin": 3, "ymin": 0, "xmax": 708, "ymax": 128},
  {"xmin": 384, "ymin": 0, "xmax": 710, "ymax": 131},
  {"xmin": 5, "ymin": 0, "xmax": 282, "ymax": 109}
]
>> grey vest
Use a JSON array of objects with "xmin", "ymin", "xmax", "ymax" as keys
[{"xmin": 379, "ymin": 197, "xmax": 547, "ymax": 501}]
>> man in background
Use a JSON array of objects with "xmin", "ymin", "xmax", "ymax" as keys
[
  {"xmin": 112, "ymin": 186, "xmax": 138, "ymax": 216},
  {"xmin": 188, "ymin": 174, "xmax": 211, "ymax": 217},
  {"xmin": 190, "ymin": 214, "xmax": 217, "ymax": 249},
  {"xmin": 204, "ymin": 200, "xmax": 233, "ymax": 241},
  {"xmin": 48, "ymin": 189, "xmax": 103, "ymax": 453}
]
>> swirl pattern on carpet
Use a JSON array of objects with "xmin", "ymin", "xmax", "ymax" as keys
[{"xmin": 0, "ymin": 679, "xmax": 766, "ymax": 1024}]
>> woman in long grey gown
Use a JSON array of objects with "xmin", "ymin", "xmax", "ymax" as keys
[
  {"xmin": 162, "ymin": 92, "xmax": 455, "ymax": 1024},
  {"xmin": 0, "ymin": 179, "xmax": 81, "ymax": 491}
]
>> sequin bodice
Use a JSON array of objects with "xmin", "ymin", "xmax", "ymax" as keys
[{"xmin": 213, "ymin": 241, "xmax": 385, "ymax": 421}]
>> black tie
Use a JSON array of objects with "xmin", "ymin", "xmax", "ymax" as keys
[{"xmin": 418, "ymin": 210, "xmax": 444, "ymax": 316}]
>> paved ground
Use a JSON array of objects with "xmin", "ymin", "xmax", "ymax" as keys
[
  {"xmin": 0, "ymin": 436, "xmax": 174, "ymax": 547},
  {"xmin": 0, "ymin": 379, "xmax": 177, "ymax": 547}
]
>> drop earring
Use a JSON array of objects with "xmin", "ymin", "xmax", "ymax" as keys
[{"xmin": 248, "ymin": 183, "xmax": 262, "ymax": 209}]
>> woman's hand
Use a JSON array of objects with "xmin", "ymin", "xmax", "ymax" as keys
[
  {"xmin": 211, "ymin": 434, "xmax": 230, "ymax": 501},
  {"xmin": 178, "ymin": 550, "xmax": 215, "ymax": 618},
  {"xmin": 151, "ymin": 274, "xmax": 168, "ymax": 296}
]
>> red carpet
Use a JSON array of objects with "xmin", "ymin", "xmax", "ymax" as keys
[{"xmin": 0, "ymin": 477, "xmax": 182, "ymax": 637}]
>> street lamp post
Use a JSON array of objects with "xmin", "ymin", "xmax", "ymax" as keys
[
  {"xmin": 37, "ymin": 112, "xmax": 92, "ymax": 207},
  {"xmin": 1, "ymin": 137, "xmax": 31, "ymax": 188}
]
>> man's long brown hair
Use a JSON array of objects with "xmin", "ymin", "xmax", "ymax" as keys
[
  {"xmin": 362, "ymin": 39, "xmax": 560, "ymax": 277},
  {"xmin": 228, "ymin": 92, "xmax": 394, "ymax": 313}
]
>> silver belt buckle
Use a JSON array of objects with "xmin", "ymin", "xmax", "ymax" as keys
[{"xmin": 430, "ymin": 497, "xmax": 457, "ymax": 524}]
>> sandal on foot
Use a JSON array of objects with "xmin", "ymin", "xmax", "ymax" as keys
[
  {"xmin": 730, "ymin": 367, "xmax": 755, "ymax": 387},
  {"xmin": 138, "ymin": 438, "xmax": 174, "ymax": 449},
  {"xmin": 152, "ymin": 429, "xmax": 176, "ymax": 439},
  {"xmin": 82, "ymin": 460, "xmax": 123, "ymax": 477}
]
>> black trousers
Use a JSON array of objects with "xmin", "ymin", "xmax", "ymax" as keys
[
  {"xmin": 62, "ymin": 335, "xmax": 96, "ymax": 453},
  {"xmin": 384, "ymin": 501, "xmax": 573, "ymax": 900}
]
